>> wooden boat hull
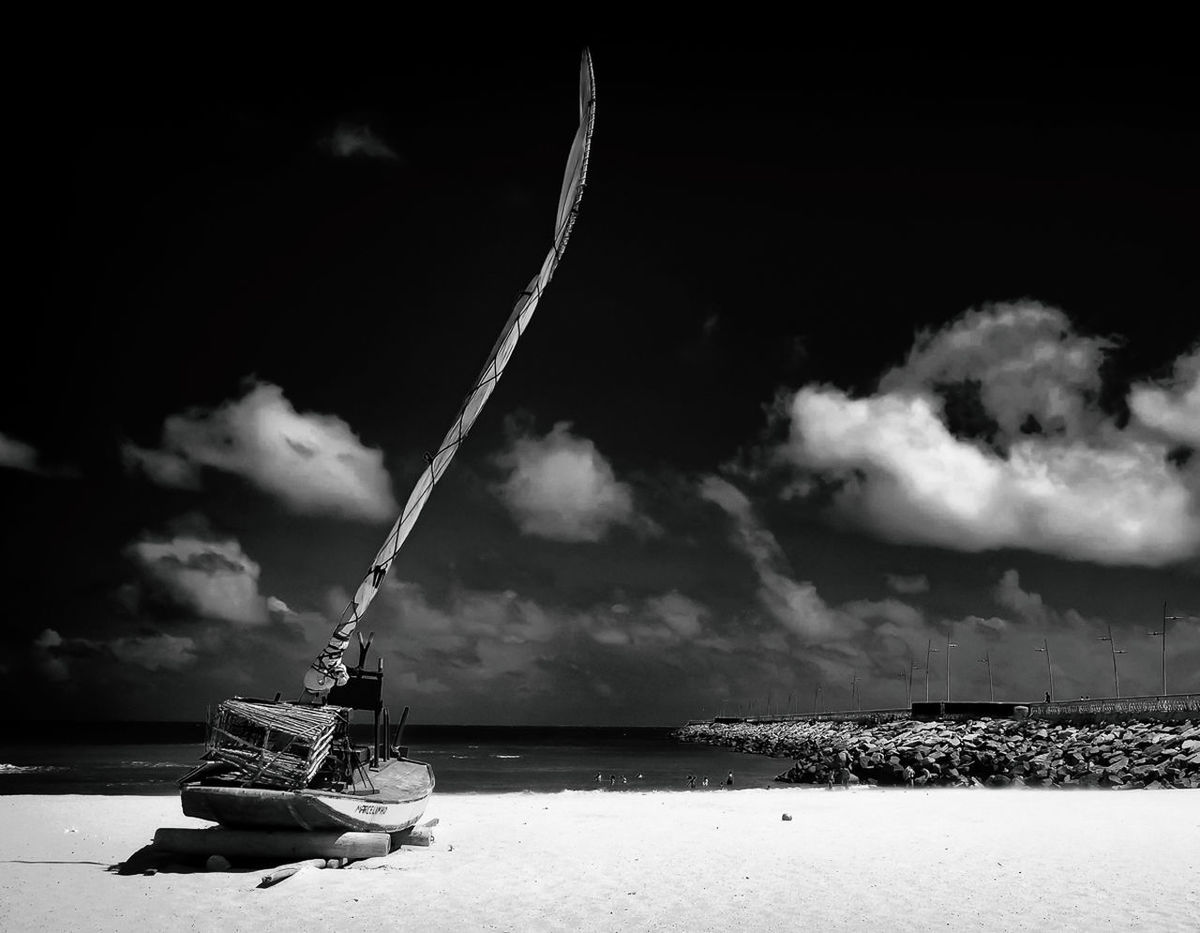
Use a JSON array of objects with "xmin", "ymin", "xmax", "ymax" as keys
[{"xmin": 181, "ymin": 757, "xmax": 434, "ymax": 833}]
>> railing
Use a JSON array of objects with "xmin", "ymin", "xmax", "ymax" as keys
[
  {"xmin": 692, "ymin": 708, "xmax": 911, "ymax": 725},
  {"xmin": 687, "ymin": 695, "xmax": 1200, "ymax": 727},
  {"xmin": 1027, "ymin": 693, "xmax": 1200, "ymax": 719}
]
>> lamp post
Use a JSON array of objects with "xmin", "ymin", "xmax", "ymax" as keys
[
  {"xmin": 901, "ymin": 658, "xmax": 918, "ymax": 705},
  {"xmin": 945, "ymin": 629, "xmax": 959, "ymax": 702},
  {"xmin": 1034, "ymin": 639, "xmax": 1054, "ymax": 702},
  {"xmin": 925, "ymin": 639, "xmax": 939, "ymax": 702},
  {"xmin": 850, "ymin": 671, "xmax": 860, "ymax": 710},
  {"xmin": 813, "ymin": 683, "xmax": 823, "ymax": 715},
  {"xmin": 1098, "ymin": 623, "xmax": 1126, "ymax": 698},
  {"xmin": 1147, "ymin": 603, "xmax": 1182, "ymax": 697},
  {"xmin": 977, "ymin": 650, "xmax": 994, "ymax": 702}
]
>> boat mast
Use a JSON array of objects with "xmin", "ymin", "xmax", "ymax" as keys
[{"xmin": 302, "ymin": 50, "xmax": 597, "ymax": 700}]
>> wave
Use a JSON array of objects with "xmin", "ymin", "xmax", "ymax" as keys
[
  {"xmin": 121, "ymin": 761, "xmax": 187, "ymax": 769},
  {"xmin": 493, "ymin": 754, "xmax": 521, "ymax": 759},
  {"xmin": 0, "ymin": 763, "xmax": 69, "ymax": 775}
]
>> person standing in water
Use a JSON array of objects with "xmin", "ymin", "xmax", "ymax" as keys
[{"xmin": 725, "ymin": 771, "xmax": 734, "ymax": 786}]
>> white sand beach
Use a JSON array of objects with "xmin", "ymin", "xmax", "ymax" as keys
[{"xmin": 1, "ymin": 788, "xmax": 1197, "ymax": 932}]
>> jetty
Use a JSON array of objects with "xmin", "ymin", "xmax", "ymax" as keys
[{"xmin": 678, "ymin": 694, "xmax": 1200, "ymax": 789}]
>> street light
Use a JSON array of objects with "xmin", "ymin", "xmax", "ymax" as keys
[
  {"xmin": 925, "ymin": 639, "xmax": 939, "ymax": 702},
  {"xmin": 850, "ymin": 671, "xmax": 859, "ymax": 710},
  {"xmin": 1034, "ymin": 639, "xmax": 1054, "ymax": 701},
  {"xmin": 977, "ymin": 650, "xmax": 994, "ymax": 702},
  {"xmin": 900, "ymin": 658, "xmax": 918, "ymax": 705},
  {"xmin": 1098, "ymin": 623, "xmax": 1126, "ymax": 698},
  {"xmin": 945, "ymin": 629, "xmax": 959, "ymax": 702},
  {"xmin": 813, "ymin": 683, "xmax": 823, "ymax": 715},
  {"xmin": 1147, "ymin": 602, "xmax": 1182, "ymax": 697}
]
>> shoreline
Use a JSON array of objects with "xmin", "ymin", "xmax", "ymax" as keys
[{"xmin": 2, "ymin": 790, "xmax": 1197, "ymax": 931}]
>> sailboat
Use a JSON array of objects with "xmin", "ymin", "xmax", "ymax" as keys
[{"xmin": 177, "ymin": 50, "xmax": 597, "ymax": 835}]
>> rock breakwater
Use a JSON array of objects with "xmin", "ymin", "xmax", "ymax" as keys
[{"xmin": 676, "ymin": 718, "xmax": 1200, "ymax": 789}]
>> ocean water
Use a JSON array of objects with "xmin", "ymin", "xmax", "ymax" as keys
[{"xmin": 0, "ymin": 723, "xmax": 788, "ymax": 795}]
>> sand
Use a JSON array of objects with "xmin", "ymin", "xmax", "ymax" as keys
[{"xmin": 1, "ymin": 788, "xmax": 1197, "ymax": 932}]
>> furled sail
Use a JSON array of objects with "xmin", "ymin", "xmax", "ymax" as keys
[{"xmin": 304, "ymin": 50, "xmax": 597, "ymax": 696}]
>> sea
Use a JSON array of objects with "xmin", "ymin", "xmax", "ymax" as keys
[{"xmin": 0, "ymin": 723, "xmax": 789, "ymax": 795}]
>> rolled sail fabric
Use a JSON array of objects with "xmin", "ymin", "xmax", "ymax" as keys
[{"xmin": 305, "ymin": 51, "xmax": 597, "ymax": 696}]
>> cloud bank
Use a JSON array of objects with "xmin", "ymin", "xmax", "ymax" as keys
[
  {"xmin": 33, "ymin": 627, "xmax": 197, "ymax": 681},
  {"xmin": 124, "ymin": 381, "xmax": 397, "ymax": 521},
  {"xmin": 493, "ymin": 422, "xmax": 653, "ymax": 542},
  {"xmin": 771, "ymin": 303, "xmax": 1200, "ymax": 567}
]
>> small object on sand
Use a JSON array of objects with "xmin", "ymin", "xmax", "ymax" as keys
[
  {"xmin": 143, "ymin": 868, "xmax": 158, "ymax": 876},
  {"xmin": 259, "ymin": 859, "xmax": 327, "ymax": 888},
  {"xmin": 781, "ymin": 813, "xmax": 793, "ymax": 821},
  {"xmin": 206, "ymin": 855, "xmax": 231, "ymax": 872}
]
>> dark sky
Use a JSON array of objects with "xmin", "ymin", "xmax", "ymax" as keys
[{"xmin": 3, "ymin": 37, "xmax": 1197, "ymax": 724}]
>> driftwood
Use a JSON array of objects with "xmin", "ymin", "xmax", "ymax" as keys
[{"xmin": 259, "ymin": 858, "xmax": 327, "ymax": 887}]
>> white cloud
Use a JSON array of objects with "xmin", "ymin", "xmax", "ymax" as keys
[
  {"xmin": 0, "ymin": 431, "xmax": 39, "ymax": 473},
  {"xmin": 583, "ymin": 591, "xmax": 712, "ymax": 647},
  {"xmin": 123, "ymin": 381, "xmax": 397, "ymax": 521},
  {"xmin": 964, "ymin": 614, "xmax": 1009, "ymax": 634},
  {"xmin": 1129, "ymin": 346, "xmax": 1200, "ymax": 448},
  {"xmin": 993, "ymin": 569, "xmax": 1049, "ymax": 625},
  {"xmin": 644, "ymin": 592, "xmax": 706, "ymax": 638},
  {"xmin": 127, "ymin": 533, "xmax": 269, "ymax": 625},
  {"xmin": 781, "ymin": 385, "xmax": 1199, "ymax": 566},
  {"xmin": 122, "ymin": 447, "xmax": 200, "ymax": 488},
  {"xmin": 324, "ymin": 124, "xmax": 398, "ymax": 160},
  {"xmin": 34, "ymin": 628, "xmax": 63, "ymax": 649},
  {"xmin": 885, "ymin": 573, "xmax": 929, "ymax": 595},
  {"xmin": 763, "ymin": 304, "xmax": 1200, "ymax": 567},
  {"xmin": 880, "ymin": 301, "xmax": 1115, "ymax": 440},
  {"xmin": 494, "ymin": 422, "xmax": 652, "ymax": 542}
]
